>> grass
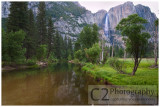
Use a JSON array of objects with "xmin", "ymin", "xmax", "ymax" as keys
[{"xmin": 82, "ymin": 58, "xmax": 158, "ymax": 85}]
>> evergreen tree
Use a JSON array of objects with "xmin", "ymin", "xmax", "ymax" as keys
[
  {"xmin": 54, "ymin": 31, "xmax": 61, "ymax": 59},
  {"xmin": 64, "ymin": 36, "xmax": 68, "ymax": 59},
  {"xmin": 74, "ymin": 41, "xmax": 81, "ymax": 52},
  {"xmin": 37, "ymin": 2, "xmax": 47, "ymax": 45},
  {"xmin": 68, "ymin": 38, "xmax": 73, "ymax": 59},
  {"xmin": 24, "ymin": 9, "xmax": 37, "ymax": 59},
  {"xmin": 60, "ymin": 35, "xmax": 65, "ymax": 59},
  {"xmin": 47, "ymin": 17, "xmax": 55, "ymax": 58},
  {"xmin": 7, "ymin": 2, "xmax": 28, "ymax": 32}
]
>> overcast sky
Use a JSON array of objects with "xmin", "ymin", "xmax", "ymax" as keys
[{"xmin": 79, "ymin": 1, "xmax": 159, "ymax": 17}]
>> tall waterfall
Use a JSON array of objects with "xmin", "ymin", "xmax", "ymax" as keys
[{"xmin": 104, "ymin": 13, "xmax": 109, "ymax": 37}]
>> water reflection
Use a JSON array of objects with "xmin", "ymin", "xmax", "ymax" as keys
[{"xmin": 2, "ymin": 63, "xmax": 99, "ymax": 105}]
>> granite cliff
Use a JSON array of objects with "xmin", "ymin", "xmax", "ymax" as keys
[{"xmin": 2, "ymin": 1, "xmax": 157, "ymax": 45}]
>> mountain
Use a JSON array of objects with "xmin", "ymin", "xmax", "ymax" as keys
[
  {"xmin": 106, "ymin": 1, "xmax": 157, "ymax": 46},
  {"xmin": 2, "ymin": 1, "xmax": 157, "ymax": 45}
]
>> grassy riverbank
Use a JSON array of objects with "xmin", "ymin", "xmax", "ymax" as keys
[{"xmin": 82, "ymin": 58, "xmax": 158, "ymax": 85}]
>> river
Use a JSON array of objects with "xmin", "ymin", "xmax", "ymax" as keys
[
  {"xmin": 2, "ymin": 63, "xmax": 157, "ymax": 105},
  {"xmin": 2, "ymin": 63, "xmax": 100, "ymax": 105}
]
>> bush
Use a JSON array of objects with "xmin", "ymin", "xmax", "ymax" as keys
[
  {"xmin": 36, "ymin": 45, "xmax": 47, "ymax": 61},
  {"xmin": 48, "ymin": 52, "xmax": 58, "ymax": 63},
  {"xmin": 26, "ymin": 59, "xmax": 37, "ymax": 66},
  {"xmin": 68, "ymin": 54, "xmax": 72, "ymax": 61},
  {"xmin": 85, "ymin": 63, "xmax": 95, "ymax": 69},
  {"xmin": 107, "ymin": 58, "xmax": 125, "ymax": 73},
  {"xmin": 85, "ymin": 43, "xmax": 101, "ymax": 64},
  {"xmin": 73, "ymin": 58, "xmax": 80, "ymax": 64},
  {"xmin": 74, "ymin": 50, "xmax": 84, "ymax": 61}
]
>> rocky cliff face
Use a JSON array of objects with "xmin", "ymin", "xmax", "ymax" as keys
[
  {"xmin": 1, "ymin": 2, "xmax": 106, "ymax": 39},
  {"xmin": 108, "ymin": 2, "xmax": 136, "ymax": 31},
  {"xmin": 108, "ymin": 1, "xmax": 156, "ymax": 32},
  {"xmin": 106, "ymin": 1, "xmax": 157, "ymax": 46},
  {"xmin": 2, "ymin": 1, "xmax": 157, "ymax": 44},
  {"xmin": 2, "ymin": 2, "xmax": 10, "ymax": 18}
]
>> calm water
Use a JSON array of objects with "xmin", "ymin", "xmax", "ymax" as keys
[
  {"xmin": 2, "ymin": 63, "xmax": 100, "ymax": 105},
  {"xmin": 2, "ymin": 63, "xmax": 157, "ymax": 105}
]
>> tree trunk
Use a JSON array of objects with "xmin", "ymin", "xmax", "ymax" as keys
[
  {"xmin": 124, "ymin": 48, "xmax": 126, "ymax": 60},
  {"xmin": 101, "ymin": 39, "xmax": 104, "ymax": 61},
  {"xmin": 154, "ymin": 27, "xmax": 158, "ymax": 66},
  {"xmin": 111, "ymin": 42, "xmax": 114, "ymax": 57},
  {"xmin": 132, "ymin": 58, "xmax": 139, "ymax": 75}
]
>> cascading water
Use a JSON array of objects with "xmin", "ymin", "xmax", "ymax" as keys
[{"xmin": 104, "ymin": 13, "xmax": 109, "ymax": 37}]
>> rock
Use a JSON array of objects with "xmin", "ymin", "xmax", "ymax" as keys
[
  {"xmin": 36, "ymin": 61, "xmax": 48, "ymax": 67},
  {"xmin": 108, "ymin": 2, "xmax": 136, "ymax": 31}
]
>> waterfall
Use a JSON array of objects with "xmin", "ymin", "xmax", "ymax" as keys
[{"xmin": 104, "ymin": 13, "xmax": 109, "ymax": 37}]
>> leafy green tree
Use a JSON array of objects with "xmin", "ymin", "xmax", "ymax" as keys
[
  {"xmin": 37, "ymin": 2, "xmax": 47, "ymax": 45},
  {"xmin": 118, "ymin": 48, "xmax": 124, "ymax": 58},
  {"xmin": 47, "ymin": 17, "xmax": 55, "ymax": 58},
  {"xmin": 114, "ymin": 46, "xmax": 124, "ymax": 58},
  {"xmin": 79, "ymin": 24, "xmax": 99, "ymax": 49},
  {"xmin": 24, "ymin": 9, "xmax": 37, "ymax": 59},
  {"xmin": 85, "ymin": 43, "xmax": 101, "ymax": 64},
  {"xmin": 36, "ymin": 45, "xmax": 47, "ymax": 61},
  {"xmin": 116, "ymin": 14, "xmax": 150, "ymax": 75},
  {"xmin": 92, "ymin": 24, "xmax": 99, "ymax": 44},
  {"xmin": 4, "ymin": 30, "xmax": 26, "ymax": 62},
  {"xmin": 7, "ymin": 2, "xmax": 28, "ymax": 32},
  {"xmin": 2, "ymin": 29, "xmax": 10, "ymax": 61}
]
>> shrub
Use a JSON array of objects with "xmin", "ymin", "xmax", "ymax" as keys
[
  {"xmin": 68, "ymin": 54, "xmax": 72, "ymax": 61},
  {"xmin": 36, "ymin": 45, "xmax": 47, "ymax": 61},
  {"xmin": 26, "ymin": 59, "xmax": 36, "ymax": 66},
  {"xmin": 74, "ymin": 50, "xmax": 84, "ymax": 61},
  {"xmin": 108, "ymin": 58, "xmax": 125, "ymax": 73},
  {"xmin": 48, "ymin": 52, "xmax": 58, "ymax": 63}
]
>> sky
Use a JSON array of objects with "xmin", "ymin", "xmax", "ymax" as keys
[{"xmin": 79, "ymin": 1, "xmax": 159, "ymax": 17}]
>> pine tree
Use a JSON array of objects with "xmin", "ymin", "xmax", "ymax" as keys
[
  {"xmin": 68, "ymin": 38, "xmax": 73, "ymax": 59},
  {"xmin": 47, "ymin": 17, "xmax": 55, "ymax": 59},
  {"xmin": 7, "ymin": 2, "xmax": 28, "ymax": 32},
  {"xmin": 37, "ymin": 2, "xmax": 47, "ymax": 45},
  {"xmin": 54, "ymin": 31, "xmax": 61, "ymax": 59},
  {"xmin": 24, "ymin": 9, "xmax": 37, "ymax": 59},
  {"xmin": 64, "ymin": 36, "xmax": 68, "ymax": 59}
]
